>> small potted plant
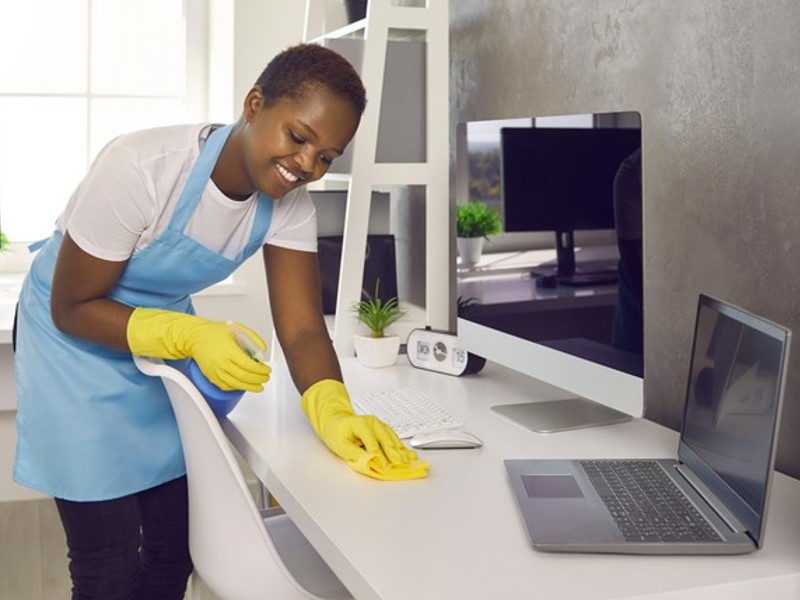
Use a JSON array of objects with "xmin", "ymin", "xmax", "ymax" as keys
[
  {"xmin": 456, "ymin": 200, "xmax": 502, "ymax": 267},
  {"xmin": 352, "ymin": 279, "xmax": 405, "ymax": 368}
]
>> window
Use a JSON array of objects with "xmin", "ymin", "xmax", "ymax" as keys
[
  {"xmin": 0, "ymin": 0, "xmax": 208, "ymax": 244},
  {"xmin": 465, "ymin": 118, "xmax": 532, "ymax": 213}
]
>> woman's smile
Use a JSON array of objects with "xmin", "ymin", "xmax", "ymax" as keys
[{"xmin": 275, "ymin": 162, "xmax": 301, "ymax": 185}]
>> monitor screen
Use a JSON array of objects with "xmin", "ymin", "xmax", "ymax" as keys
[
  {"xmin": 456, "ymin": 111, "xmax": 644, "ymax": 431},
  {"xmin": 500, "ymin": 120, "xmax": 641, "ymax": 280},
  {"xmin": 501, "ymin": 126, "xmax": 641, "ymax": 233}
]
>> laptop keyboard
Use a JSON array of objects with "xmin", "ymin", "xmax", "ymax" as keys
[{"xmin": 580, "ymin": 460, "xmax": 723, "ymax": 543}]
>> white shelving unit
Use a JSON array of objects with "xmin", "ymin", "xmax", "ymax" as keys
[{"xmin": 303, "ymin": 0, "xmax": 450, "ymax": 355}]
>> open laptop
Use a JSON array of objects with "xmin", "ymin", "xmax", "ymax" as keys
[{"xmin": 504, "ymin": 294, "xmax": 791, "ymax": 554}]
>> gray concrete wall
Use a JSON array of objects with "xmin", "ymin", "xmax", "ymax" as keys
[{"xmin": 450, "ymin": 0, "xmax": 800, "ymax": 478}]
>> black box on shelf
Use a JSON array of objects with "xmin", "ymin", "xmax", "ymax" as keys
[{"xmin": 317, "ymin": 235, "xmax": 398, "ymax": 315}]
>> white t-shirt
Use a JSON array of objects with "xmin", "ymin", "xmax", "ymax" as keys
[{"xmin": 56, "ymin": 124, "xmax": 318, "ymax": 262}]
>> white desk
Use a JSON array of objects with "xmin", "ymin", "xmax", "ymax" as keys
[{"xmin": 223, "ymin": 358, "xmax": 800, "ymax": 600}]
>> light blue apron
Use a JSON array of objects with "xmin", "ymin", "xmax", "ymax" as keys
[{"xmin": 14, "ymin": 125, "xmax": 273, "ymax": 501}]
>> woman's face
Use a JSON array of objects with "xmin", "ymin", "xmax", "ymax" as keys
[{"xmin": 238, "ymin": 85, "xmax": 359, "ymax": 199}]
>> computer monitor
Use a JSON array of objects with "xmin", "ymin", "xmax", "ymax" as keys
[
  {"xmin": 456, "ymin": 111, "xmax": 643, "ymax": 431},
  {"xmin": 500, "ymin": 120, "xmax": 641, "ymax": 283}
]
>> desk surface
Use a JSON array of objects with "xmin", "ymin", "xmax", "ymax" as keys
[{"xmin": 224, "ymin": 358, "xmax": 800, "ymax": 600}]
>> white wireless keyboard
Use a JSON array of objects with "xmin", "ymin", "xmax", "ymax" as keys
[{"xmin": 352, "ymin": 387, "xmax": 464, "ymax": 439}]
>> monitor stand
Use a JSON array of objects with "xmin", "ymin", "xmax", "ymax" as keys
[
  {"xmin": 491, "ymin": 397, "xmax": 631, "ymax": 433},
  {"xmin": 530, "ymin": 230, "xmax": 618, "ymax": 287}
]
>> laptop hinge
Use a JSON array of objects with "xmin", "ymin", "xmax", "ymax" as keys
[{"xmin": 675, "ymin": 464, "xmax": 747, "ymax": 534}]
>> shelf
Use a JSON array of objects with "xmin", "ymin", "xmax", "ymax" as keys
[
  {"xmin": 308, "ymin": 18, "xmax": 367, "ymax": 43},
  {"xmin": 306, "ymin": 6, "xmax": 432, "ymax": 43},
  {"xmin": 306, "ymin": 173, "xmax": 351, "ymax": 192},
  {"xmin": 305, "ymin": 0, "xmax": 449, "ymax": 355}
]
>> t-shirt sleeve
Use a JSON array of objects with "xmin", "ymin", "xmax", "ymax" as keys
[
  {"xmin": 264, "ymin": 187, "xmax": 318, "ymax": 252},
  {"xmin": 63, "ymin": 143, "xmax": 155, "ymax": 262}
]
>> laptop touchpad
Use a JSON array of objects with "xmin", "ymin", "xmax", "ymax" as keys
[{"xmin": 522, "ymin": 475, "xmax": 584, "ymax": 498}]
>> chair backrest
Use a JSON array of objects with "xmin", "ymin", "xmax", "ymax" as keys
[{"xmin": 133, "ymin": 356, "xmax": 325, "ymax": 600}]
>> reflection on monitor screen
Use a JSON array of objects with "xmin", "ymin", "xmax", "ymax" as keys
[
  {"xmin": 502, "ymin": 123, "xmax": 641, "ymax": 284},
  {"xmin": 456, "ymin": 111, "xmax": 643, "ymax": 431}
]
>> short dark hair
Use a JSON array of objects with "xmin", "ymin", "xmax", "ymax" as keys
[{"xmin": 255, "ymin": 43, "xmax": 367, "ymax": 118}]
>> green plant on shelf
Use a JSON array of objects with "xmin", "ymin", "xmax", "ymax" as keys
[
  {"xmin": 456, "ymin": 200, "xmax": 502, "ymax": 239},
  {"xmin": 0, "ymin": 231, "xmax": 9, "ymax": 252}
]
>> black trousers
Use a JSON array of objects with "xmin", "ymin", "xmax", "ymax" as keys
[{"xmin": 55, "ymin": 476, "xmax": 193, "ymax": 600}]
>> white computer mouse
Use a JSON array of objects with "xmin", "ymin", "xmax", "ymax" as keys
[{"xmin": 409, "ymin": 430, "xmax": 483, "ymax": 450}]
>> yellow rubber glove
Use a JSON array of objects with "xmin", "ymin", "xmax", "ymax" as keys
[
  {"xmin": 127, "ymin": 307, "xmax": 271, "ymax": 392},
  {"xmin": 301, "ymin": 380, "xmax": 430, "ymax": 481}
]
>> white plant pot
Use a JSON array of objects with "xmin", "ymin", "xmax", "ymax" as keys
[
  {"xmin": 353, "ymin": 334, "xmax": 401, "ymax": 368},
  {"xmin": 457, "ymin": 236, "xmax": 485, "ymax": 267}
]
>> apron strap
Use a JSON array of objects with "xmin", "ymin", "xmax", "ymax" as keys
[
  {"xmin": 238, "ymin": 193, "xmax": 274, "ymax": 261},
  {"xmin": 168, "ymin": 124, "xmax": 233, "ymax": 233},
  {"xmin": 167, "ymin": 123, "xmax": 275, "ymax": 262}
]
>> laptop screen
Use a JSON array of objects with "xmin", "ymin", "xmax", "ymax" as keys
[{"xmin": 679, "ymin": 295, "xmax": 789, "ymax": 543}]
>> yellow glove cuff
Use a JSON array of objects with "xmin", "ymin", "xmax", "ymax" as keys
[
  {"xmin": 127, "ymin": 307, "xmax": 195, "ymax": 359},
  {"xmin": 300, "ymin": 379, "xmax": 354, "ymax": 436}
]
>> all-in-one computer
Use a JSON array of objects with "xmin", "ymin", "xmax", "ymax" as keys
[{"xmin": 457, "ymin": 111, "xmax": 643, "ymax": 431}]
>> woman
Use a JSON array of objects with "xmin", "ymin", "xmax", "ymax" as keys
[{"xmin": 14, "ymin": 43, "xmax": 428, "ymax": 599}]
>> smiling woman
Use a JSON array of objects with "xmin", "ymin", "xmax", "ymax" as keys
[
  {"xmin": 221, "ymin": 83, "xmax": 359, "ymax": 200},
  {"xmin": 12, "ymin": 41, "xmax": 428, "ymax": 599}
]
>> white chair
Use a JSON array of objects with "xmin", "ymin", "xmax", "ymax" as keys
[{"xmin": 133, "ymin": 356, "xmax": 352, "ymax": 600}]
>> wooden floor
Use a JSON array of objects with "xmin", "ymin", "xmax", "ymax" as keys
[
  {"xmin": 0, "ymin": 452, "xmax": 263, "ymax": 599},
  {"xmin": 0, "ymin": 498, "xmax": 220, "ymax": 600},
  {"xmin": 0, "ymin": 498, "xmax": 71, "ymax": 600}
]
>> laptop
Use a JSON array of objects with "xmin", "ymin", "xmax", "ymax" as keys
[{"xmin": 504, "ymin": 294, "xmax": 791, "ymax": 554}]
